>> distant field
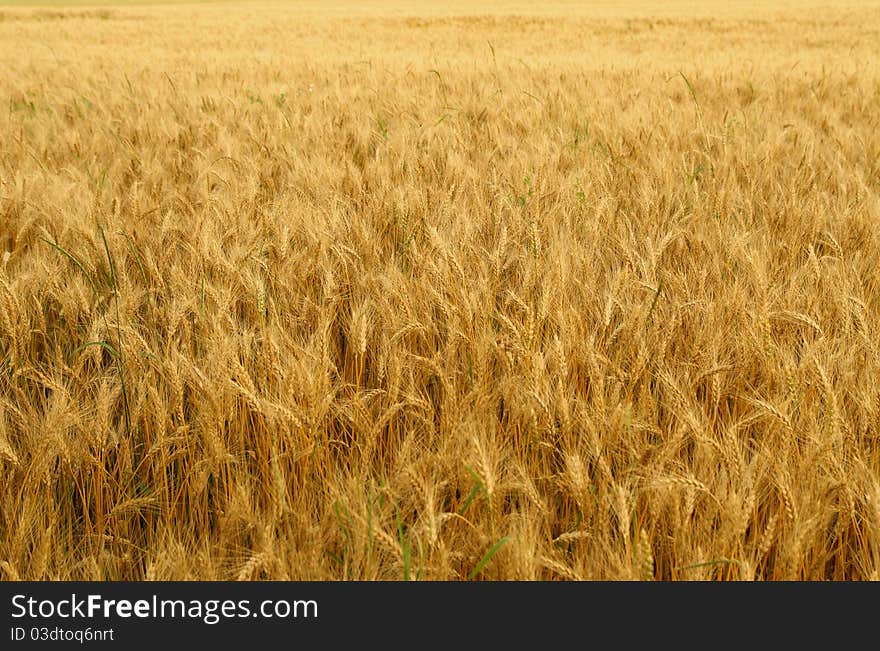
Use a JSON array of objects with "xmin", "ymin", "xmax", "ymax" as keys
[
  {"xmin": 2, "ymin": 1, "xmax": 879, "ymax": 580},
  {"xmin": 0, "ymin": 0, "xmax": 220, "ymax": 6}
]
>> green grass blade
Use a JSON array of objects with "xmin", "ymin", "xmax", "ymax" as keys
[
  {"xmin": 468, "ymin": 536, "xmax": 509, "ymax": 579},
  {"xmin": 119, "ymin": 230, "xmax": 148, "ymax": 286},
  {"xmin": 72, "ymin": 340, "xmax": 119, "ymax": 359},
  {"xmin": 396, "ymin": 505, "xmax": 411, "ymax": 581},
  {"xmin": 39, "ymin": 237, "xmax": 98, "ymax": 295},
  {"xmin": 458, "ymin": 483, "xmax": 483, "ymax": 515},
  {"xmin": 97, "ymin": 221, "xmax": 117, "ymax": 290},
  {"xmin": 675, "ymin": 558, "xmax": 740, "ymax": 572}
]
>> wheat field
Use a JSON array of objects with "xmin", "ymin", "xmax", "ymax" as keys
[{"xmin": 1, "ymin": 0, "xmax": 880, "ymax": 581}]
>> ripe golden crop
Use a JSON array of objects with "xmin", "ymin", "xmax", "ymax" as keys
[{"xmin": 1, "ymin": 0, "xmax": 879, "ymax": 580}]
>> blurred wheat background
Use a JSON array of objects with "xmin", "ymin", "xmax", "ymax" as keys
[{"xmin": 1, "ymin": 0, "xmax": 879, "ymax": 580}]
